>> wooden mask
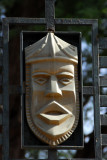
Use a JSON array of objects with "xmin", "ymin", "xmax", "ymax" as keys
[{"xmin": 25, "ymin": 32, "xmax": 79, "ymax": 146}]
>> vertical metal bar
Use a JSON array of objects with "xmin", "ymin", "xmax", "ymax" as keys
[
  {"xmin": 92, "ymin": 21, "xmax": 102, "ymax": 159},
  {"xmin": 2, "ymin": 18, "xmax": 9, "ymax": 160},
  {"xmin": 45, "ymin": 0, "xmax": 55, "ymax": 31},
  {"xmin": 20, "ymin": 31, "xmax": 24, "ymax": 148},
  {"xmin": 48, "ymin": 149, "xmax": 58, "ymax": 160}
]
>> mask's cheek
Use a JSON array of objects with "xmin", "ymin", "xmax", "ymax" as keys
[
  {"xmin": 31, "ymin": 91, "xmax": 48, "ymax": 114},
  {"xmin": 59, "ymin": 79, "xmax": 75, "ymax": 91},
  {"xmin": 32, "ymin": 79, "xmax": 47, "ymax": 91},
  {"xmin": 56, "ymin": 91, "xmax": 76, "ymax": 115},
  {"xmin": 30, "ymin": 80, "xmax": 48, "ymax": 115},
  {"xmin": 59, "ymin": 80, "xmax": 76, "ymax": 112}
]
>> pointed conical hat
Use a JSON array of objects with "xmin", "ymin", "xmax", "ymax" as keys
[{"xmin": 25, "ymin": 32, "xmax": 78, "ymax": 64}]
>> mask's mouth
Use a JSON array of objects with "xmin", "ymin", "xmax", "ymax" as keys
[
  {"xmin": 45, "ymin": 111, "xmax": 63, "ymax": 115},
  {"xmin": 36, "ymin": 101, "xmax": 72, "ymax": 125}
]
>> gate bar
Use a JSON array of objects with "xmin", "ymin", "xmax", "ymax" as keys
[
  {"xmin": 45, "ymin": 0, "xmax": 55, "ymax": 31},
  {"xmin": 2, "ymin": 19, "xmax": 9, "ymax": 160},
  {"xmin": 48, "ymin": 149, "xmax": 58, "ymax": 160},
  {"xmin": 92, "ymin": 22, "xmax": 102, "ymax": 159}
]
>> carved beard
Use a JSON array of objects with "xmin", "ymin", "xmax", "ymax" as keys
[{"xmin": 25, "ymin": 64, "xmax": 79, "ymax": 146}]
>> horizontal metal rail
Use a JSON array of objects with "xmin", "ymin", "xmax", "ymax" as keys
[
  {"xmin": 55, "ymin": 18, "xmax": 98, "ymax": 25},
  {"xmin": 10, "ymin": 159, "xmax": 95, "ymax": 160},
  {"xmin": 1, "ymin": 17, "xmax": 98, "ymax": 26},
  {"xmin": 99, "ymin": 38, "xmax": 107, "ymax": 49},
  {"xmin": 99, "ymin": 56, "xmax": 107, "ymax": 68},
  {"xmin": 4, "ymin": 17, "xmax": 46, "ymax": 25},
  {"xmin": 100, "ymin": 95, "xmax": 107, "ymax": 107},
  {"xmin": 100, "ymin": 76, "xmax": 107, "ymax": 86},
  {"xmin": 101, "ymin": 115, "xmax": 107, "ymax": 126},
  {"xmin": 101, "ymin": 134, "xmax": 107, "ymax": 145}
]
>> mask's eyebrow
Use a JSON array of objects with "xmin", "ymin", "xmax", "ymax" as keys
[
  {"xmin": 32, "ymin": 72, "xmax": 50, "ymax": 77},
  {"xmin": 56, "ymin": 72, "xmax": 74, "ymax": 78},
  {"xmin": 55, "ymin": 68, "xmax": 74, "ymax": 74}
]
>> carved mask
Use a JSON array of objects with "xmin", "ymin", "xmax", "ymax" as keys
[{"xmin": 25, "ymin": 32, "xmax": 79, "ymax": 146}]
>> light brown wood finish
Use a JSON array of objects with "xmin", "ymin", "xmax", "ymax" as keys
[{"xmin": 25, "ymin": 32, "xmax": 79, "ymax": 146}]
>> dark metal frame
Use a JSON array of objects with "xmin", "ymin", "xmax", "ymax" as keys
[
  {"xmin": 1, "ymin": 0, "xmax": 103, "ymax": 159},
  {"xmin": 2, "ymin": 17, "xmax": 101, "ymax": 160}
]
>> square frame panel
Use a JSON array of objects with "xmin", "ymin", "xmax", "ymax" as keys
[{"xmin": 2, "ymin": 17, "xmax": 101, "ymax": 159}]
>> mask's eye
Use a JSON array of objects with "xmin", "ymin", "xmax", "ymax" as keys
[
  {"xmin": 57, "ymin": 72, "xmax": 74, "ymax": 85},
  {"xmin": 34, "ymin": 77, "xmax": 48, "ymax": 85},
  {"xmin": 59, "ymin": 77, "xmax": 73, "ymax": 85}
]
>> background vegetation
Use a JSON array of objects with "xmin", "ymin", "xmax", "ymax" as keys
[{"xmin": 0, "ymin": 0, "xmax": 107, "ymax": 159}]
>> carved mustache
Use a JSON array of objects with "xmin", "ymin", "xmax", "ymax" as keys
[
  {"xmin": 36, "ymin": 101, "xmax": 73, "ymax": 125},
  {"xmin": 37, "ymin": 101, "xmax": 72, "ymax": 115}
]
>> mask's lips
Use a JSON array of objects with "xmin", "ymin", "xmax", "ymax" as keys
[{"xmin": 36, "ymin": 101, "xmax": 72, "ymax": 125}]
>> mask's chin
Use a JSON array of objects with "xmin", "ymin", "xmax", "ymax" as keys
[
  {"xmin": 30, "ymin": 100, "xmax": 76, "ymax": 145},
  {"xmin": 32, "ymin": 112, "xmax": 75, "ymax": 137},
  {"xmin": 27, "ymin": 99, "xmax": 77, "ymax": 146}
]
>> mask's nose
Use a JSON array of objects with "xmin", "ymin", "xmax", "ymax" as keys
[{"xmin": 45, "ymin": 75, "xmax": 62, "ymax": 97}]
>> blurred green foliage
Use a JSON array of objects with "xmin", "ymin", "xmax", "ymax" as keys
[{"xmin": 55, "ymin": 0, "xmax": 107, "ymax": 19}]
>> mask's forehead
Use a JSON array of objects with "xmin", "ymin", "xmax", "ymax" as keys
[{"xmin": 31, "ymin": 61, "xmax": 74, "ymax": 74}]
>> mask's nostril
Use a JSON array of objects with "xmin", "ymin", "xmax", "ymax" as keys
[{"xmin": 46, "ymin": 91, "xmax": 62, "ymax": 97}]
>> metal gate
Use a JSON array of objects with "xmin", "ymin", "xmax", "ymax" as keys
[{"xmin": 0, "ymin": 0, "xmax": 107, "ymax": 159}]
